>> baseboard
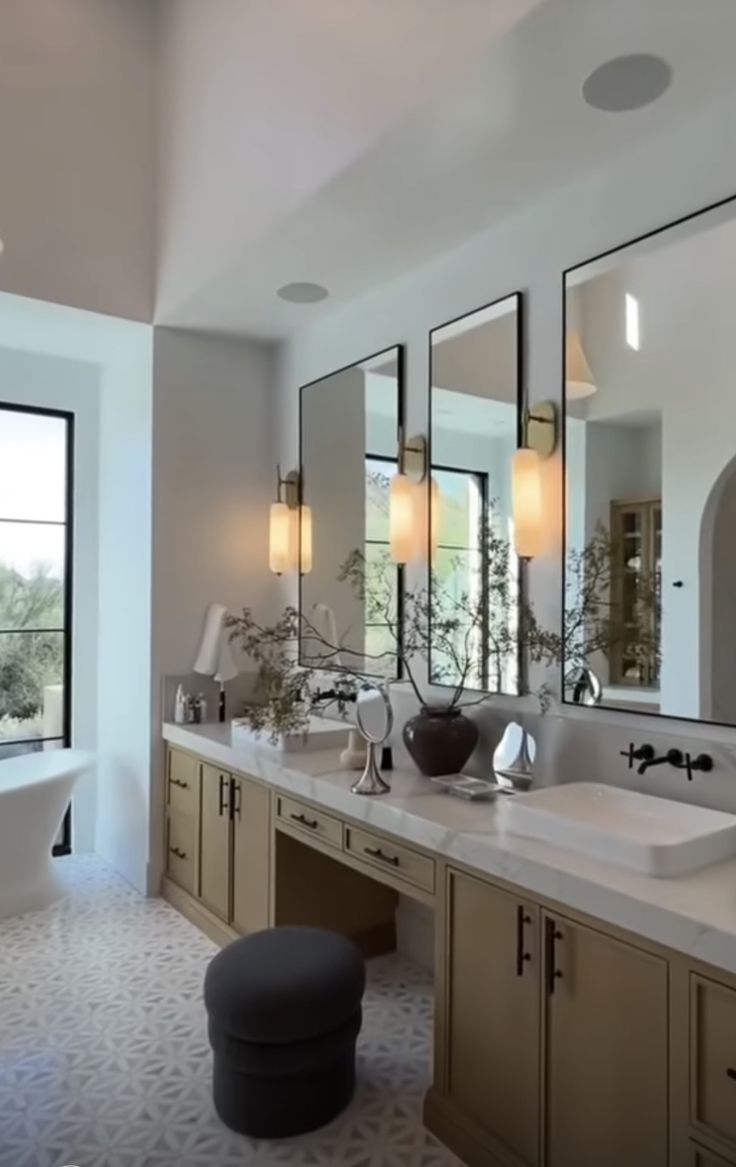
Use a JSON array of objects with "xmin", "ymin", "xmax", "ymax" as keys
[
  {"xmin": 161, "ymin": 878, "xmax": 239, "ymax": 948},
  {"xmin": 424, "ymin": 1088, "xmax": 522, "ymax": 1167}
]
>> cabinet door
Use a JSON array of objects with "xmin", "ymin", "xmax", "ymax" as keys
[
  {"xmin": 446, "ymin": 869, "xmax": 540, "ymax": 1167},
  {"xmin": 544, "ymin": 912, "xmax": 668, "ymax": 1167},
  {"xmin": 199, "ymin": 764, "xmax": 232, "ymax": 921},
  {"xmin": 231, "ymin": 776, "xmax": 270, "ymax": 935}
]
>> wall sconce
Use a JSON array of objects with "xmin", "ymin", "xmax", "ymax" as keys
[
  {"xmin": 269, "ymin": 465, "xmax": 313, "ymax": 576},
  {"xmin": 512, "ymin": 401, "xmax": 557, "ymax": 560},
  {"xmin": 390, "ymin": 432, "xmax": 436, "ymax": 564}
]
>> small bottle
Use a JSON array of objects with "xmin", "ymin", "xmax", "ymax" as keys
[
  {"xmin": 174, "ymin": 685, "xmax": 186, "ymax": 725},
  {"xmin": 197, "ymin": 693, "xmax": 208, "ymax": 724},
  {"xmin": 184, "ymin": 694, "xmax": 196, "ymax": 724}
]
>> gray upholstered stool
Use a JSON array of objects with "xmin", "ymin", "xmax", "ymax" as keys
[{"xmin": 204, "ymin": 926, "xmax": 365, "ymax": 1138}]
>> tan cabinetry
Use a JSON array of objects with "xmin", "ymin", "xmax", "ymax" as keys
[
  {"xmin": 231, "ymin": 776, "xmax": 270, "ymax": 935},
  {"xmin": 544, "ymin": 911, "xmax": 668, "ymax": 1167},
  {"xmin": 444, "ymin": 869, "xmax": 540, "ymax": 1167},
  {"xmin": 164, "ymin": 747, "xmax": 270, "ymax": 937},
  {"xmin": 690, "ymin": 974, "xmax": 736, "ymax": 1158},
  {"xmin": 199, "ymin": 764, "xmax": 232, "ymax": 919},
  {"xmin": 431, "ymin": 868, "xmax": 669, "ymax": 1167}
]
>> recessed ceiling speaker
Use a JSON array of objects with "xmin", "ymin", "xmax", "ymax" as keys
[
  {"xmin": 582, "ymin": 54, "xmax": 672, "ymax": 112},
  {"xmin": 277, "ymin": 282, "xmax": 329, "ymax": 303}
]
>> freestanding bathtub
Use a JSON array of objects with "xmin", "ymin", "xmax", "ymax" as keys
[{"xmin": 0, "ymin": 748, "xmax": 93, "ymax": 919}]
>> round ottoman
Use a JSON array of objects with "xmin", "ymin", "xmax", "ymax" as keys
[{"xmin": 204, "ymin": 926, "xmax": 365, "ymax": 1138}]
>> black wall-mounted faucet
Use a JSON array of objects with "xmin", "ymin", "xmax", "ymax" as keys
[
  {"xmin": 620, "ymin": 742, "xmax": 655, "ymax": 770},
  {"xmin": 627, "ymin": 745, "xmax": 714, "ymax": 781}
]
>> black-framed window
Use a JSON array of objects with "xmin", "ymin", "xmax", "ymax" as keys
[
  {"xmin": 364, "ymin": 455, "xmax": 400, "ymax": 675},
  {"xmin": 433, "ymin": 467, "xmax": 489, "ymax": 689},
  {"xmin": 0, "ymin": 404, "xmax": 74, "ymax": 852}
]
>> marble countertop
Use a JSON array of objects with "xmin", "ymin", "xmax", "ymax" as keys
[{"xmin": 163, "ymin": 721, "xmax": 736, "ymax": 977}]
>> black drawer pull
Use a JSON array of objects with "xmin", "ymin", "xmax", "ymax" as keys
[
  {"xmin": 218, "ymin": 774, "xmax": 229, "ymax": 816},
  {"xmin": 169, "ymin": 846, "xmax": 187, "ymax": 860},
  {"xmin": 169, "ymin": 777, "xmax": 189, "ymax": 790},
  {"xmin": 516, "ymin": 905, "xmax": 533, "ymax": 977},
  {"xmin": 364, "ymin": 846, "xmax": 399, "ymax": 867},
  {"xmin": 290, "ymin": 812, "xmax": 318, "ymax": 830},
  {"xmin": 231, "ymin": 780, "xmax": 242, "ymax": 821},
  {"xmin": 545, "ymin": 917, "xmax": 563, "ymax": 995},
  {"xmin": 727, "ymin": 1067, "xmax": 736, "ymax": 1081}
]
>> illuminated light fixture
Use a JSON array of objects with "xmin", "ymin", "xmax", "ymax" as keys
[
  {"xmin": 269, "ymin": 465, "xmax": 312, "ymax": 575},
  {"xmin": 566, "ymin": 331, "xmax": 596, "ymax": 400},
  {"xmin": 512, "ymin": 400, "xmax": 558, "ymax": 560},
  {"xmin": 625, "ymin": 293, "xmax": 640, "ymax": 351},
  {"xmin": 389, "ymin": 432, "xmax": 428, "ymax": 565}
]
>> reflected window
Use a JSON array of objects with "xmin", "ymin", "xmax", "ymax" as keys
[
  {"xmin": 364, "ymin": 456, "xmax": 399, "ymax": 674},
  {"xmin": 0, "ymin": 407, "xmax": 72, "ymax": 781},
  {"xmin": 433, "ymin": 467, "xmax": 487, "ymax": 688}
]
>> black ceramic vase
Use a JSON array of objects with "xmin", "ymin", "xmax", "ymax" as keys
[{"xmin": 402, "ymin": 705, "xmax": 479, "ymax": 777}]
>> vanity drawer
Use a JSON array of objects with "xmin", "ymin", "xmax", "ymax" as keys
[
  {"xmin": 166, "ymin": 748, "xmax": 199, "ymax": 817},
  {"xmin": 691, "ymin": 974, "xmax": 736, "ymax": 1152},
  {"xmin": 166, "ymin": 811, "xmax": 196, "ymax": 895},
  {"xmin": 276, "ymin": 795, "xmax": 343, "ymax": 850},
  {"xmin": 345, "ymin": 825, "xmax": 435, "ymax": 894}
]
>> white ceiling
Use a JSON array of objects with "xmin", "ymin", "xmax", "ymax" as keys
[
  {"xmin": 2, "ymin": 1, "xmax": 736, "ymax": 338},
  {"xmin": 156, "ymin": 0, "xmax": 736, "ymax": 340}
]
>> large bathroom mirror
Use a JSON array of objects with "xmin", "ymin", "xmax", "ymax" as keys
[
  {"xmin": 299, "ymin": 346, "xmax": 402, "ymax": 679},
  {"xmin": 429, "ymin": 293, "xmax": 522, "ymax": 694},
  {"xmin": 564, "ymin": 196, "xmax": 736, "ymax": 726}
]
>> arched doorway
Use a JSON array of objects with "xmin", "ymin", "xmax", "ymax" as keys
[{"xmin": 699, "ymin": 453, "xmax": 736, "ymax": 723}]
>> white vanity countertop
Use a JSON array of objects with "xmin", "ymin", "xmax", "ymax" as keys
[{"xmin": 163, "ymin": 721, "xmax": 736, "ymax": 977}]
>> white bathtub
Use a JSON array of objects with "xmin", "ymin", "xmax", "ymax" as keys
[{"xmin": 0, "ymin": 748, "xmax": 93, "ymax": 919}]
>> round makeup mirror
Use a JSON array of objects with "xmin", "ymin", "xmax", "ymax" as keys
[{"xmin": 352, "ymin": 684, "xmax": 393, "ymax": 796}]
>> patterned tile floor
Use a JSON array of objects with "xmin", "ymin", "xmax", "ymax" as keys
[{"xmin": 0, "ymin": 855, "xmax": 460, "ymax": 1167}]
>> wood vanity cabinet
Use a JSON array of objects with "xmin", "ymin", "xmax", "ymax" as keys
[
  {"xmin": 543, "ymin": 911, "xmax": 668, "ymax": 1167},
  {"xmin": 165, "ymin": 748, "xmax": 269, "ymax": 936},
  {"xmin": 435, "ymin": 868, "xmax": 669, "ymax": 1167},
  {"xmin": 444, "ymin": 869, "xmax": 540, "ymax": 1167}
]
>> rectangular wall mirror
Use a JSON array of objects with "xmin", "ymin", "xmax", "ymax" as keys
[
  {"xmin": 429, "ymin": 292, "xmax": 522, "ymax": 694},
  {"xmin": 299, "ymin": 346, "xmax": 402, "ymax": 678},
  {"xmin": 564, "ymin": 196, "xmax": 736, "ymax": 725}
]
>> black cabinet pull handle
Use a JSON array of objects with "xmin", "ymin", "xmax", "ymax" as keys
[
  {"xmin": 231, "ymin": 779, "xmax": 242, "ymax": 821},
  {"xmin": 169, "ymin": 777, "xmax": 189, "ymax": 790},
  {"xmin": 218, "ymin": 774, "xmax": 229, "ymax": 816},
  {"xmin": 290, "ymin": 812, "xmax": 318, "ymax": 829},
  {"xmin": 545, "ymin": 917, "xmax": 563, "ymax": 995},
  {"xmin": 727, "ymin": 1068, "xmax": 736, "ymax": 1081},
  {"xmin": 169, "ymin": 846, "xmax": 187, "ymax": 860},
  {"xmin": 516, "ymin": 906, "xmax": 532, "ymax": 977},
  {"xmin": 364, "ymin": 846, "xmax": 400, "ymax": 867}
]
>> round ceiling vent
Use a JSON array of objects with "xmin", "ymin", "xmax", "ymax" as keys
[
  {"xmin": 582, "ymin": 54, "xmax": 672, "ymax": 112},
  {"xmin": 277, "ymin": 282, "xmax": 329, "ymax": 304}
]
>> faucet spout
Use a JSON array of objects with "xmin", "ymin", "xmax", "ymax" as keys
[{"xmin": 637, "ymin": 748, "xmax": 684, "ymax": 776}]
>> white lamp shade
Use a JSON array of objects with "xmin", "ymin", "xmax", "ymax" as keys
[
  {"xmin": 214, "ymin": 638, "xmax": 239, "ymax": 684},
  {"xmin": 566, "ymin": 331, "xmax": 596, "ymax": 400},
  {"xmin": 512, "ymin": 447, "xmax": 545, "ymax": 559},
  {"xmin": 389, "ymin": 472, "xmax": 416, "ymax": 564},
  {"xmin": 299, "ymin": 504, "xmax": 313, "ymax": 575},
  {"xmin": 193, "ymin": 603, "xmax": 228, "ymax": 675},
  {"xmin": 269, "ymin": 501, "xmax": 292, "ymax": 575}
]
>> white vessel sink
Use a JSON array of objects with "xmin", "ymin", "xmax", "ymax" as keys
[{"xmin": 505, "ymin": 782, "xmax": 736, "ymax": 877}]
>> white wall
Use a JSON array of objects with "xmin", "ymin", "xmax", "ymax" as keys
[
  {"xmin": 149, "ymin": 327, "xmax": 276, "ymax": 889},
  {"xmin": 275, "ymin": 89, "xmax": 736, "ymax": 816},
  {"xmin": 0, "ymin": 339, "xmax": 100, "ymax": 851},
  {"xmin": 0, "ymin": 294, "xmax": 154, "ymax": 889},
  {"xmin": 0, "ymin": 0, "xmax": 155, "ymax": 322}
]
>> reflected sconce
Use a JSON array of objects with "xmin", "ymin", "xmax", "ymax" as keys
[
  {"xmin": 269, "ymin": 465, "xmax": 313, "ymax": 576},
  {"xmin": 390, "ymin": 432, "xmax": 434, "ymax": 565},
  {"xmin": 566, "ymin": 332, "xmax": 597, "ymax": 400},
  {"xmin": 512, "ymin": 401, "xmax": 558, "ymax": 561}
]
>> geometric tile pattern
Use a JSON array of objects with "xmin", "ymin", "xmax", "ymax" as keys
[{"xmin": 0, "ymin": 856, "xmax": 461, "ymax": 1167}]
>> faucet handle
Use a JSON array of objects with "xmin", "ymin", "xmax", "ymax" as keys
[{"xmin": 620, "ymin": 742, "xmax": 655, "ymax": 769}]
